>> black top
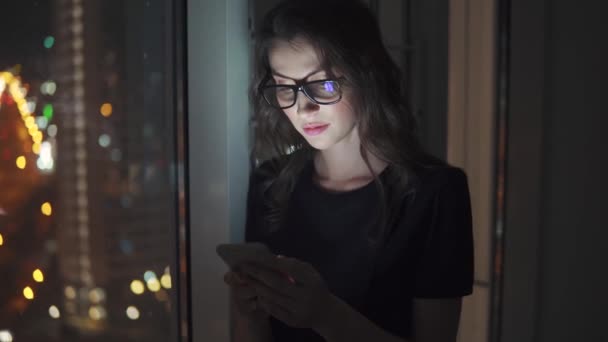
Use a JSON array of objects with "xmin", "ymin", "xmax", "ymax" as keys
[{"xmin": 245, "ymin": 160, "xmax": 474, "ymax": 341}]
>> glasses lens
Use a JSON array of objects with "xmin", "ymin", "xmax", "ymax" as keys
[
  {"xmin": 305, "ymin": 80, "xmax": 341, "ymax": 104},
  {"xmin": 262, "ymin": 86, "xmax": 295, "ymax": 109}
]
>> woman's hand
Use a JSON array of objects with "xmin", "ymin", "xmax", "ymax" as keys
[
  {"xmin": 224, "ymin": 270, "xmax": 268, "ymax": 320},
  {"xmin": 238, "ymin": 256, "xmax": 337, "ymax": 332}
]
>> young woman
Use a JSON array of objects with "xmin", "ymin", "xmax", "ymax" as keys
[{"xmin": 223, "ymin": 1, "xmax": 474, "ymax": 341}]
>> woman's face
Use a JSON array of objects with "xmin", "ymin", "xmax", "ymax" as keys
[{"xmin": 267, "ymin": 38, "xmax": 358, "ymax": 151}]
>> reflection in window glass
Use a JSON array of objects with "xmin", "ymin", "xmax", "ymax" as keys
[{"xmin": 0, "ymin": 1, "xmax": 184, "ymax": 341}]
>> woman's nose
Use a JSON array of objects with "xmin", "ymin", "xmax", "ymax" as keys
[{"xmin": 295, "ymin": 91, "xmax": 319, "ymax": 117}]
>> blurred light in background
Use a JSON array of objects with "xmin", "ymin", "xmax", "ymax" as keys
[
  {"xmin": 0, "ymin": 233, "xmax": 4, "ymax": 246},
  {"xmin": 126, "ymin": 306, "xmax": 140, "ymax": 320},
  {"xmin": 37, "ymin": 142, "xmax": 55, "ymax": 171},
  {"xmin": 0, "ymin": 330, "xmax": 13, "ymax": 342},
  {"xmin": 36, "ymin": 116, "xmax": 49, "ymax": 130},
  {"xmin": 100, "ymin": 103, "xmax": 113, "ymax": 117},
  {"xmin": 40, "ymin": 81, "xmax": 57, "ymax": 96},
  {"xmin": 98, "ymin": 134, "xmax": 111, "ymax": 148},
  {"xmin": 160, "ymin": 273, "xmax": 172, "ymax": 289},
  {"xmin": 143, "ymin": 271, "xmax": 157, "ymax": 282},
  {"xmin": 130, "ymin": 280, "xmax": 145, "ymax": 295},
  {"xmin": 23, "ymin": 286, "xmax": 34, "ymax": 300},
  {"xmin": 48, "ymin": 305, "xmax": 60, "ymax": 319},
  {"xmin": 43, "ymin": 36, "xmax": 55, "ymax": 49},
  {"xmin": 43, "ymin": 104, "xmax": 54, "ymax": 121},
  {"xmin": 47, "ymin": 124, "xmax": 57, "ymax": 137},
  {"xmin": 33, "ymin": 269, "xmax": 44, "ymax": 282},
  {"xmin": 15, "ymin": 156, "xmax": 26, "ymax": 169},
  {"xmin": 64, "ymin": 286, "xmax": 76, "ymax": 300},
  {"xmin": 89, "ymin": 288, "xmax": 106, "ymax": 304},
  {"xmin": 147, "ymin": 277, "xmax": 161, "ymax": 292},
  {"xmin": 41, "ymin": 202, "xmax": 52, "ymax": 216},
  {"xmin": 88, "ymin": 305, "xmax": 107, "ymax": 321}
]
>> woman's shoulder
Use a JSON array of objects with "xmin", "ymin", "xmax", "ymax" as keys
[
  {"xmin": 251, "ymin": 154, "xmax": 292, "ymax": 181},
  {"xmin": 405, "ymin": 163, "xmax": 469, "ymax": 198}
]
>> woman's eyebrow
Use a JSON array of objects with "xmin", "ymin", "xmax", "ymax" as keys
[{"xmin": 271, "ymin": 68, "xmax": 325, "ymax": 80}]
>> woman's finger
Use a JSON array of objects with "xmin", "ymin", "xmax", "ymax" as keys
[
  {"xmin": 248, "ymin": 276, "xmax": 297, "ymax": 310},
  {"xmin": 240, "ymin": 264, "xmax": 297, "ymax": 298},
  {"xmin": 257, "ymin": 295, "xmax": 295, "ymax": 325}
]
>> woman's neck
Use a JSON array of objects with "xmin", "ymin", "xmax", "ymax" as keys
[{"xmin": 313, "ymin": 145, "xmax": 387, "ymax": 182}]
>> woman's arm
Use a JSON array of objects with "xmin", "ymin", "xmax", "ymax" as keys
[{"xmin": 314, "ymin": 295, "xmax": 462, "ymax": 342}]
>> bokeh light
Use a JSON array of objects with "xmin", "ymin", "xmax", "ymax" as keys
[
  {"xmin": 126, "ymin": 306, "xmax": 140, "ymax": 320},
  {"xmin": 0, "ymin": 233, "xmax": 4, "ymax": 246},
  {"xmin": 16, "ymin": 156, "xmax": 26, "ymax": 169},
  {"xmin": 0, "ymin": 330, "xmax": 13, "ymax": 342},
  {"xmin": 143, "ymin": 271, "xmax": 157, "ymax": 282},
  {"xmin": 48, "ymin": 124, "xmax": 58, "ymax": 137},
  {"xmin": 41, "ymin": 202, "xmax": 52, "ymax": 216},
  {"xmin": 49, "ymin": 305, "xmax": 60, "ymax": 319},
  {"xmin": 23, "ymin": 286, "xmax": 34, "ymax": 300},
  {"xmin": 147, "ymin": 278, "xmax": 161, "ymax": 292},
  {"xmin": 130, "ymin": 280, "xmax": 145, "ymax": 295},
  {"xmin": 100, "ymin": 103, "xmax": 113, "ymax": 117},
  {"xmin": 43, "ymin": 104, "xmax": 54, "ymax": 120},
  {"xmin": 88, "ymin": 305, "xmax": 106, "ymax": 320},
  {"xmin": 33, "ymin": 269, "xmax": 44, "ymax": 282},
  {"xmin": 89, "ymin": 288, "xmax": 106, "ymax": 303},
  {"xmin": 65, "ymin": 286, "xmax": 77, "ymax": 299},
  {"xmin": 43, "ymin": 36, "xmax": 55, "ymax": 49},
  {"xmin": 160, "ymin": 274, "xmax": 172, "ymax": 289},
  {"xmin": 98, "ymin": 134, "xmax": 111, "ymax": 148}
]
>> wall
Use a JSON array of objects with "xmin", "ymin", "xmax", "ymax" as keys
[{"xmin": 502, "ymin": 0, "xmax": 608, "ymax": 341}]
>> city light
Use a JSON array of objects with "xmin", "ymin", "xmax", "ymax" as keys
[
  {"xmin": 0, "ymin": 330, "xmax": 13, "ymax": 342},
  {"xmin": 43, "ymin": 36, "xmax": 55, "ymax": 49},
  {"xmin": 89, "ymin": 288, "xmax": 106, "ymax": 303},
  {"xmin": 38, "ymin": 142, "xmax": 55, "ymax": 171},
  {"xmin": 47, "ymin": 124, "xmax": 58, "ymax": 137},
  {"xmin": 32, "ymin": 142, "xmax": 41, "ymax": 154},
  {"xmin": 36, "ymin": 116, "xmax": 49, "ymax": 130},
  {"xmin": 49, "ymin": 305, "xmax": 60, "ymax": 319},
  {"xmin": 43, "ymin": 104, "xmax": 54, "ymax": 121},
  {"xmin": 41, "ymin": 202, "xmax": 52, "ymax": 216},
  {"xmin": 143, "ymin": 271, "xmax": 157, "ymax": 282},
  {"xmin": 15, "ymin": 156, "xmax": 26, "ymax": 169},
  {"xmin": 130, "ymin": 280, "xmax": 145, "ymax": 295},
  {"xmin": 65, "ymin": 286, "xmax": 77, "ymax": 299},
  {"xmin": 100, "ymin": 103, "xmax": 113, "ymax": 117},
  {"xmin": 147, "ymin": 278, "xmax": 161, "ymax": 292},
  {"xmin": 160, "ymin": 274, "xmax": 172, "ymax": 289},
  {"xmin": 98, "ymin": 134, "xmax": 111, "ymax": 148},
  {"xmin": 40, "ymin": 81, "xmax": 57, "ymax": 96},
  {"xmin": 0, "ymin": 233, "xmax": 3, "ymax": 246},
  {"xmin": 23, "ymin": 286, "xmax": 34, "ymax": 300},
  {"xmin": 1, "ymin": 72, "xmax": 45, "ymax": 153},
  {"xmin": 126, "ymin": 306, "xmax": 140, "ymax": 320},
  {"xmin": 88, "ymin": 305, "xmax": 107, "ymax": 321},
  {"xmin": 33, "ymin": 269, "xmax": 44, "ymax": 282}
]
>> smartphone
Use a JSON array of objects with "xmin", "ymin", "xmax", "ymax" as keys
[{"xmin": 216, "ymin": 242, "xmax": 275, "ymax": 269}]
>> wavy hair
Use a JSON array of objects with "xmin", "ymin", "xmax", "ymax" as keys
[{"xmin": 249, "ymin": 0, "xmax": 445, "ymax": 244}]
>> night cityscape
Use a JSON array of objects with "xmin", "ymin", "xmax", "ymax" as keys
[{"xmin": 1, "ymin": 1, "xmax": 183, "ymax": 341}]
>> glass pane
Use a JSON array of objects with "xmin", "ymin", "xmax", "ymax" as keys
[{"xmin": 0, "ymin": 1, "xmax": 186, "ymax": 341}]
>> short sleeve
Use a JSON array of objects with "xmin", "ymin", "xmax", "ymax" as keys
[{"xmin": 413, "ymin": 168, "xmax": 474, "ymax": 298}]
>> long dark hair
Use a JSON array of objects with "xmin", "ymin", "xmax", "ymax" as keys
[{"xmin": 250, "ymin": 0, "xmax": 445, "ymax": 243}]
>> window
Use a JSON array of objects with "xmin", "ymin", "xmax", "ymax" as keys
[{"xmin": 0, "ymin": 1, "xmax": 187, "ymax": 341}]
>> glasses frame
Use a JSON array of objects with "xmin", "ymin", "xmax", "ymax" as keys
[{"xmin": 260, "ymin": 77, "xmax": 344, "ymax": 109}]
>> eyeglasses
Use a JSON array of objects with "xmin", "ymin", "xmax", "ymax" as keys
[{"xmin": 260, "ymin": 78, "xmax": 343, "ymax": 109}]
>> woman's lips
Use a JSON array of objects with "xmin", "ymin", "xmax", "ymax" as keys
[{"xmin": 302, "ymin": 124, "xmax": 330, "ymax": 136}]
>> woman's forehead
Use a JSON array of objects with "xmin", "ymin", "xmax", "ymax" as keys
[{"xmin": 268, "ymin": 38, "xmax": 325, "ymax": 79}]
